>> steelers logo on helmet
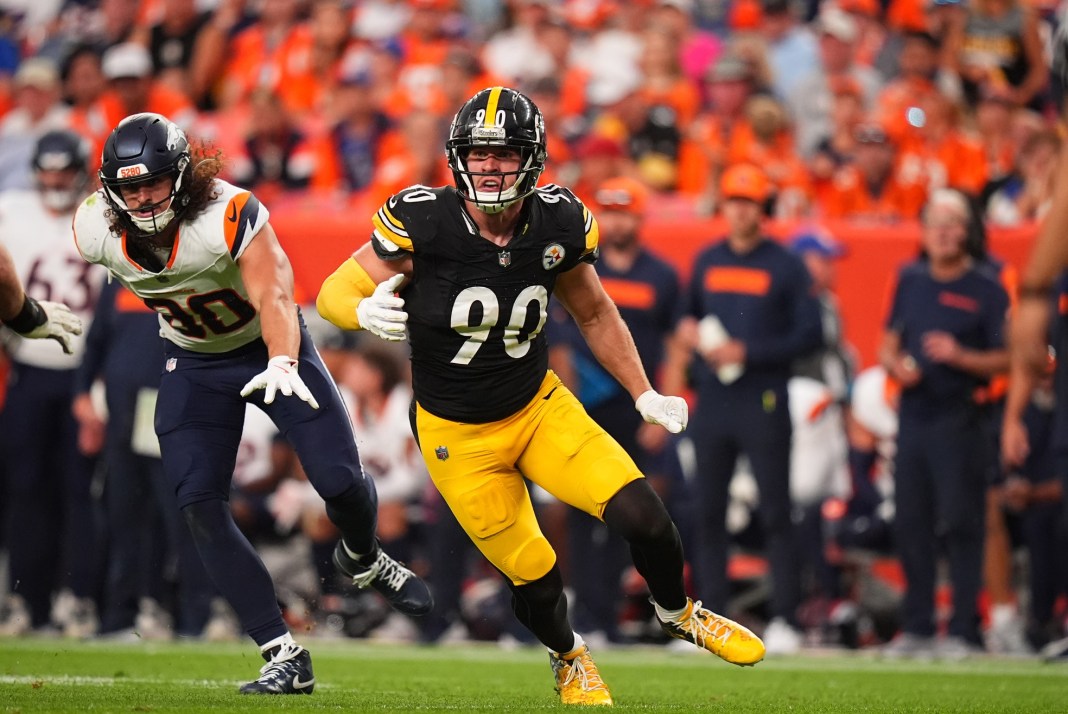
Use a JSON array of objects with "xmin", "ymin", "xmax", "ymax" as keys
[
  {"xmin": 99, "ymin": 112, "xmax": 192, "ymax": 235},
  {"xmin": 446, "ymin": 86, "xmax": 547, "ymax": 214}
]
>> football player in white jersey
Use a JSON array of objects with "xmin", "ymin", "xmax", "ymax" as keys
[
  {"xmin": 73, "ymin": 113, "xmax": 431, "ymax": 695},
  {"xmin": 0, "ymin": 130, "xmax": 102, "ymax": 638}
]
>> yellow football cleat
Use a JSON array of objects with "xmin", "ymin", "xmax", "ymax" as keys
[
  {"xmin": 658, "ymin": 598, "xmax": 765, "ymax": 666},
  {"xmin": 549, "ymin": 644, "xmax": 614, "ymax": 706}
]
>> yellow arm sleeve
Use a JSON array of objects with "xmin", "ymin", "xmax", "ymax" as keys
[{"xmin": 316, "ymin": 258, "xmax": 379, "ymax": 330}]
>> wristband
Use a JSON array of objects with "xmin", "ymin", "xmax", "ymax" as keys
[{"xmin": 3, "ymin": 294, "xmax": 47, "ymax": 334}]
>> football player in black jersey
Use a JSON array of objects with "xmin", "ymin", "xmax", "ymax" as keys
[{"xmin": 318, "ymin": 87, "xmax": 765, "ymax": 705}]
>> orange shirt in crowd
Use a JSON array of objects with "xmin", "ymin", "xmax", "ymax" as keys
[
  {"xmin": 675, "ymin": 115, "xmax": 741, "ymax": 195},
  {"xmin": 558, "ymin": 68, "xmax": 590, "ymax": 124},
  {"xmin": 540, "ymin": 133, "xmax": 572, "ymax": 188},
  {"xmin": 821, "ymin": 165, "xmax": 928, "ymax": 221},
  {"xmin": 70, "ymin": 83, "xmax": 197, "ymax": 166},
  {"xmin": 640, "ymin": 78, "xmax": 701, "ymax": 127},
  {"xmin": 378, "ymin": 31, "xmax": 453, "ymax": 120},
  {"xmin": 310, "ymin": 122, "xmax": 404, "ymax": 194},
  {"xmin": 365, "ymin": 143, "xmax": 451, "ymax": 210},
  {"xmin": 726, "ymin": 123, "xmax": 811, "ymax": 203},
  {"xmin": 224, "ymin": 24, "xmax": 319, "ymax": 115},
  {"xmin": 397, "ymin": 30, "xmax": 451, "ymax": 70},
  {"xmin": 876, "ymin": 77, "xmax": 942, "ymax": 145},
  {"xmin": 896, "ymin": 131, "xmax": 988, "ymax": 196},
  {"xmin": 886, "ymin": 0, "xmax": 928, "ymax": 32}
]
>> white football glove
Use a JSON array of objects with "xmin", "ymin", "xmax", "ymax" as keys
[
  {"xmin": 240, "ymin": 355, "xmax": 320, "ymax": 409},
  {"xmin": 357, "ymin": 273, "xmax": 408, "ymax": 342},
  {"xmin": 22, "ymin": 300, "xmax": 83, "ymax": 355},
  {"xmin": 635, "ymin": 389, "xmax": 688, "ymax": 434}
]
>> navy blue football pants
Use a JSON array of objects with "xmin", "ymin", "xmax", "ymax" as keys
[
  {"xmin": 155, "ymin": 324, "xmax": 377, "ymax": 646},
  {"xmin": 893, "ymin": 407, "xmax": 987, "ymax": 643},
  {"xmin": 0, "ymin": 363, "xmax": 101, "ymax": 627},
  {"xmin": 689, "ymin": 382, "xmax": 801, "ymax": 624}
]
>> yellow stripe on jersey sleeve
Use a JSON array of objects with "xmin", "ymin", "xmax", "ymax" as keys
[
  {"xmin": 371, "ymin": 205, "xmax": 414, "ymax": 252},
  {"xmin": 582, "ymin": 204, "xmax": 599, "ymax": 256}
]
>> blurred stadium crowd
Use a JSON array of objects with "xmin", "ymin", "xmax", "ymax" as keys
[
  {"xmin": 0, "ymin": 0, "xmax": 1062, "ymax": 219},
  {"xmin": 0, "ymin": 0, "xmax": 1067, "ymax": 661}
]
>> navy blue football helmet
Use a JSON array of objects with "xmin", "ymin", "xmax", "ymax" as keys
[{"xmin": 99, "ymin": 112, "xmax": 191, "ymax": 234}]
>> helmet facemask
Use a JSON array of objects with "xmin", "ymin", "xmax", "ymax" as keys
[{"xmin": 450, "ymin": 140, "xmax": 544, "ymax": 214}]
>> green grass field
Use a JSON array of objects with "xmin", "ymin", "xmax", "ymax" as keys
[{"xmin": 2, "ymin": 637, "xmax": 1066, "ymax": 713}]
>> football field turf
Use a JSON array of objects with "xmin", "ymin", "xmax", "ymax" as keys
[{"xmin": 1, "ymin": 637, "xmax": 1065, "ymax": 712}]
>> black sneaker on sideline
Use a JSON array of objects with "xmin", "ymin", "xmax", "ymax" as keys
[
  {"xmin": 333, "ymin": 541, "xmax": 433, "ymax": 616},
  {"xmin": 239, "ymin": 643, "xmax": 315, "ymax": 695}
]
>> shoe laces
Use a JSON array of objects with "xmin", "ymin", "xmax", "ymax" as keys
[
  {"xmin": 556, "ymin": 649, "xmax": 608, "ymax": 693},
  {"xmin": 680, "ymin": 601, "xmax": 735, "ymax": 650},
  {"xmin": 257, "ymin": 643, "xmax": 303, "ymax": 681},
  {"xmin": 353, "ymin": 552, "xmax": 411, "ymax": 592}
]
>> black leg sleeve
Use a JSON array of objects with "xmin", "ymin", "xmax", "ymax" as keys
[
  {"xmin": 602, "ymin": 479, "xmax": 688, "ymax": 611},
  {"xmin": 507, "ymin": 564, "xmax": 574, "ymax": 653}
]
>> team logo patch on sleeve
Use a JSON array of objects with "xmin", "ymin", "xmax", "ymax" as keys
[
  {"xmin": 542, "ymin": 244, "xmax": 565, "ymax": 270},
  {"xmin": 435, "ymin": 445, "xmax": 449, "ymax": 461}
]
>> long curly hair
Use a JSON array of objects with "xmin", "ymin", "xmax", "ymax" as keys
[
  {"xmin": 183, "ymin": 139, "xmax": 223, "ymax": 219},
  {"xmin": 105, "ymin": 139, "xmax": 224, "ymax": 237}
]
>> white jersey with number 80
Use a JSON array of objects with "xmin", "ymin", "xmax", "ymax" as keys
[{"xmin": 73, "ymin": 180, "xmax": 270, "ymax": 354}]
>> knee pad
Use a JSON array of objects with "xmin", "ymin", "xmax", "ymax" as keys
[
  {"xmin": 181, "ymin": 499, "xmax": 231, "ymax": 544},
  {"xmin": 509, "ymin": 536, "xmax": 557, "ymax": 585}
]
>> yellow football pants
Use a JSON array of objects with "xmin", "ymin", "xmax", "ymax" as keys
[{"xmin": 415, "ymin": 371, "xmax": 643, "ymax": 585}]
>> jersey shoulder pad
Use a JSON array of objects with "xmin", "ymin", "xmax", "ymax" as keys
[
  {"xmin": 211, "ymin": 180, "xmax": 269, "ymax": 260},
  {"xmin": 533, "ymin": 184, "xmax": 599, "ymax": 261},
  {"xmin": 72, "ymin": 190, "xmax": 113, "ymax": 263},
  {"xmin": 371, "ymin": 184, "xmax": 444, "ymax": 258}
]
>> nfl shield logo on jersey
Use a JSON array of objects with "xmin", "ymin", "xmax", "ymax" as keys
[
  {"xmin": 435, "ymin": 445, "xmax": 449, "ymax": 461},
  {"xmin": 498, "ymin": 250, "xmax": 511, "ymax": 268},
  {"xmin": 166, "ymin": 358, "xmax": 177, "ymax": 372},
  {"xmin": 542, "ymin": 244, "xmax": 565, "ymax": 270}
]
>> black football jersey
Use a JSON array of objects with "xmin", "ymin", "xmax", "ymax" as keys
[{"xmin": 371, "ymin": 184, "xmax": 599, "ymax": 423}]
